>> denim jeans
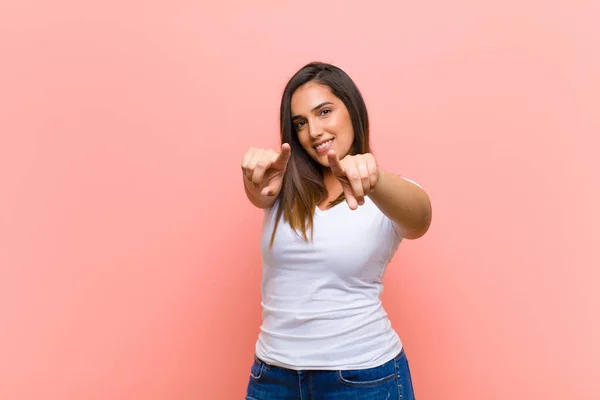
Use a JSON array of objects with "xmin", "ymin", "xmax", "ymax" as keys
[{"xmin": 245, "ymin": 349, "xmax": 415, "ymax": 400}]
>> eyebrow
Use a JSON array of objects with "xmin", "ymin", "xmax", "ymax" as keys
[{"xmin": 292, "ymin": 102, "xmax": 334, "ymax": 120}]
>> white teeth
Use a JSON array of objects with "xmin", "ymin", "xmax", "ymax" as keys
[{"xmin": 316, "ymin": 140, "xmax": 332, "ymax": 150}]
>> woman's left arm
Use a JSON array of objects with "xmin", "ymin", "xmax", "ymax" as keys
[
  {"xmin": 368, "ymin": 168, "xmax": 432, "ymax": 240},
  {"xmin": 327, "ymin": 150, "xmax": 432, "ymax": 240}
]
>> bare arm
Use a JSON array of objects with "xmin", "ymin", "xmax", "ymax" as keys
[
  {"xmin": 326, "ymin": 150, "xmax": 432, "ymax": 239},
  {"xmin": 369, "ymin": 169, "xmax": 432, "ymax": 239}
]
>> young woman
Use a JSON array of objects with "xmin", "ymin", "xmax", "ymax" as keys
[{"xmin": 241, "ymin": 62, "xmax": 432, "ymax": 399}]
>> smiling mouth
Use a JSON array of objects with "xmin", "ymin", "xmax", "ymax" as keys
[{"xmin": 314, "ymin": 139, "xmax": 334, "ymax": 153}]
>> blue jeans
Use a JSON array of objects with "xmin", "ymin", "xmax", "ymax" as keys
[{"xmin": 245, "ymin": 349, "xmax": 416, "ymax": 399}]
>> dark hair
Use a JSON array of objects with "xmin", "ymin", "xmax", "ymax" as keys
[{"xmin": 269, "ymin": 62, "xmax": 371, "ymax": 247}]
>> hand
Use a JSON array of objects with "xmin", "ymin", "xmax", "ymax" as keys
[
  {"xmin": 327, "ymin": 150, "xmax": 379, "ymax": 210},
  {"xmin": 241, "ymin": 143, "xmax": 291, "ymax": 197}
]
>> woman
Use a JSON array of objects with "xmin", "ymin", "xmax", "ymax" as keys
[{"xmin": 241, "ymin": 62, "xmax": 431, "ymax": 399}]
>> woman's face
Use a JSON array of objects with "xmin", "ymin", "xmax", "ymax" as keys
[{"xmin": 290, "ymin": 82, "xmax": 355, "ymax": 167}]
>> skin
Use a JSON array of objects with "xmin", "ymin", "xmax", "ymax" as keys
[{"xmin": 241, "ymin": 82, "xmax": 432, "ymax": 239}]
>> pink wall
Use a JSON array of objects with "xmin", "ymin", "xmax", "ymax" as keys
[{"xmin": 1, "ymin": 1, "xmax": 598, "ymax": 399}]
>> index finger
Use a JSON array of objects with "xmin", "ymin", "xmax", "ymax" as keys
[
  {"xmin": 272, "ymin": 143, "xmax": 291, "ymax": 169},
  {"xmin": 327, "ymin": 149, "xmax": 345, "ymax": 177}
]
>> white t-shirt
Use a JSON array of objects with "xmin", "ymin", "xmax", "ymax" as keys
[{"xmin": 254, "ymin": 193, "xmax": 404, "ymax": 370}]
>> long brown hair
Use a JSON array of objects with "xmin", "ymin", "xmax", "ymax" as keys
[{"xmin": 269, "ymin": 62, "xmax": 372, "ymax": 247}]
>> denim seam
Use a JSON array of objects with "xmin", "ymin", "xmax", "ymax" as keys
[
  {"xmin": 336, "ymin": 370, "xmax": 396, "ymax": 387},
  {"xmin": 394, "ymin": 356, "xmax": 404, "ymax": 399}
]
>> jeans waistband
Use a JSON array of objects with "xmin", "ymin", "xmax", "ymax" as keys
[{"xmin": 254, "ymin": 347, "xmax": 405, "ymax": 372}]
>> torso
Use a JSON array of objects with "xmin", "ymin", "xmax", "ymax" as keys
[{"xmin": 254, "ymin": 196, "xmax": 404, "ymax": 370}]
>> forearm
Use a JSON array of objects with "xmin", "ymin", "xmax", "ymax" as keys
[{"xmin": 368, "ymin": 169, "xmax": 432, "ymax": 239}]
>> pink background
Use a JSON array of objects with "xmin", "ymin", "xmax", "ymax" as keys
[{"xmin": 1, "ymin": 1, "xmax": 598, "ymax": 399}]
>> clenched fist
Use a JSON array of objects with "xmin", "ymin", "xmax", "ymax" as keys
[
  {"xmin": 327, "ymin": 150, "xmax": 379, "ymax": 210},
  {"xmin": 241, "ymin": 143, "xmax": 291, "ymax": 197}
]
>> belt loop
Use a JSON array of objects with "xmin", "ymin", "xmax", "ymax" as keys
[
  {"xmin": 254, "ymin": 355, "xmax": 271, "ymax": 370},
  {"xmin": 254, "ymin": 355, "xmax": 262, "ymax": 366}
]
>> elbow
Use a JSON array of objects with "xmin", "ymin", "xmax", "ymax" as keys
[
  {"xmin": 404, "ymin": 214, "xmax": 431, "ymax": 239},
  {"xmin": 402, "ymin": 219, "xmax": 430, "ymax": 240},
  {"xmin": 403, "ymin": 195, "xmax": 432, "ymax": 240}
]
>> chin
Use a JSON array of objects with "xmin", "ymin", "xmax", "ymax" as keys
[{"xmin": 315, "ymin": 154, "xmax": 330, "ymax": 167}]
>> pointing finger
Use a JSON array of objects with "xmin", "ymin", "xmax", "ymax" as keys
[
  {"xmin": 273, "ymin": 143, "xmax": 291, "ymax": 169},
  {"xmin": 327, "ymin": 150, "xmax": 345, "ymax": 177}
]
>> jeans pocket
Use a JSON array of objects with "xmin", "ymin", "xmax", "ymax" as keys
[
  {"xmin": 337, "ymin": 363, "xmax": 396, "ymax": 387},
  {"xmin": 250, "ymin": 356, "xmax": 266, "ymax": 380}
]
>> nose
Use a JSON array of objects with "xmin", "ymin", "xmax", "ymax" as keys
[{"xmin": 308, "ymin": 120, "xmax": 324, "ymax": 139}]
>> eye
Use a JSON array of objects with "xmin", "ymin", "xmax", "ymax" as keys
[
  {"xmin": 320, "ymin": 109, "xmax": 332, "ymax": 116},
  {"xmin": 295, "ymin": 120, "xmax": 306, "ymax": 130}
]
